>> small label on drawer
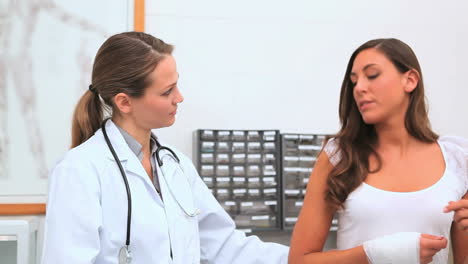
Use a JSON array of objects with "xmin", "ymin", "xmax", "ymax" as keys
[
  {"xmin": 233, "ymin": 189, "xmax": 246, "ymax": 194},
  {"xmin": 225, "ymin": 201, "xmax": 236, "ymax": 206},
  {"xmin": 285, "ymin": 189, "xmax": 300, "ymax": 195},
  {"xmin": 248, "ymin": 189, "xmax": 259, "ymax": 194},
  {"xmin": 300, "ymin": 135, "xmax": 314, "ymax": 140},
  {"xmin": 285, "ymin": 217, "xmax": 298, "ymax": 222},
  {"xmin": 295, "ymin": 201, "xmax": 304, "ymax": 207},
  {"xmin": 298, "ymin": 145, "xmax": 321, "ymax": 150},
  {"xmin": 233, "ymin": 153, "xmax": 246, "ymax": 159},
  {"xmin": 265, "ymin": 201, "xmax": 277, "ymax": 206},
  {"xmin": 284, "ymin": 134, "xmax": 299, "ymax": 139},
  {"xmin": 218, "ymin": 142, "xmax": 228, "ymax": 147},
  {"xmin": 234, "ymin": 166, "xmax": 244, "ymax": 172},
  {"xmin": 248, "ymin": 154, "xmax": 261, "ymax": 159},
  {"xmin": 284, "ymin": 167, "xmax": 300, "ymax": 172},
  {"xmin": 202, "ymin": 141, "xmax": 215, "ymax": 147},
  {"xmin": 252, "ymin": 215, "xmax": 269, "ymax": 220},
  {"xmin": 299, "ymin": 156, "xmax": 315, "ymax": 162},
  {"xmin": 241, "ymin": 202, "xmax": 254, "ymax": 207}
]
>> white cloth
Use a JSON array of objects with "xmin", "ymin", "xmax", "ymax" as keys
[
  {"xmin": 42, "ymin": 120, "xmax": 288, "ymax": 264},
  {"xmin": 363, "ymin": 232, "xmax": 420, "ymax": 264},
  {"xmin": 324, "ymin": 136, "xmax": 468, "ymax": 264}
]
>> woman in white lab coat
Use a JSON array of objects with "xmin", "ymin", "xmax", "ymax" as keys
[{"xmin": 41, "ymin": 31, "xmax": 288, "ymax": 264}]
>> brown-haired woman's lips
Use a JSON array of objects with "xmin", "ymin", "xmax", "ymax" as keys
[{"xmin": 359, "ymin": 100, "xmax": 374, "ymax": 110}]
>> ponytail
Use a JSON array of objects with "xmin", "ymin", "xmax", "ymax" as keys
[{"xmin": 70, "ymin": 90, "xmax": 103, "ymax": 148}]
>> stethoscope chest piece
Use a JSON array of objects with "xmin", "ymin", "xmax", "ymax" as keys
[{"xmin": 119, "ymin": 246, "xmax": 132, "ymax": 264}]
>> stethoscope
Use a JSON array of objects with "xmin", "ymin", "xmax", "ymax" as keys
[{"xmin": 101, "ymin": 119, "xmax": 200, "ymax": 264}]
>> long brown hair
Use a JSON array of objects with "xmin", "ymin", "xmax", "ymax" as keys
[
  {"xmin": 325, "ymin": 38, "xmax": 438, "ymax": 209},
  {"xmin": 71, "ymin": 32, "xmax": 173, "ymax": 148}
]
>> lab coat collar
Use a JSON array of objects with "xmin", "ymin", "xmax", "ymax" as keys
[{"xmin": 100, "ymin": 120, "xmax": 150, "ymax": 182}]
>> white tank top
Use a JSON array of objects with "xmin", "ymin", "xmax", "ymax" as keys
[{"xmin": 324, "ymin": 136, "xmax": 468, "ymax": 264}]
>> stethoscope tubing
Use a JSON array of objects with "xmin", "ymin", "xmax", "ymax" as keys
[
  {"xmin": 101, "ymin": 118, "xmax": 196, "ymax": 255},
  {"xmin": 102, "ymin": 119, "xmax": 133, "ymax": 247}
]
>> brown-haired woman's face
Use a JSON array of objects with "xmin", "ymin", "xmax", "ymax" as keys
[
  {"xmin": 130, "ymin": 55, "xmax": 184, "ymax": 130},
  {"xmin": 350, "ymin": 48, "xmax": 413, "ymax": 125}
]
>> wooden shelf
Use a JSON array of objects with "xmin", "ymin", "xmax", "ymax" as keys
[{"xmin": 0, "ymin": 204, "xmax": 46, "ymax": 215}]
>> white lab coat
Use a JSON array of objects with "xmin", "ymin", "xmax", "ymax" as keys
[{"xmin": 42, "ymin": 120, "xmax": 289, "ymax": 264}]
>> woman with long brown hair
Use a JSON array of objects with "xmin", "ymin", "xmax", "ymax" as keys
[
  {"xmin": 289, "ymin": 38, "xmax": 468, "ymax": 264},
  {"xmin": 41, "ymin": 31, "xmax": 288, "ymax": 264}
]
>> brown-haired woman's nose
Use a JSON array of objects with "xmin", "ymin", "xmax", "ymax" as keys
[{"xmin": 354, "ymin": 81, "xmax": 368, "ymax": 94}]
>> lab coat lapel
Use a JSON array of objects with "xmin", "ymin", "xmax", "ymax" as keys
[{"xmin": 102, "ymin": 120, "xmax": 153, "ymax": 185}]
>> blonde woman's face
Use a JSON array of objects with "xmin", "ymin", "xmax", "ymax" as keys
[
  {"xmin": 131, "ymin": 55, "xmax": 184, "ymax": 130},
  {"xmin": 350, "ymin": 48, "xmax": 411, "ymax": 125}
]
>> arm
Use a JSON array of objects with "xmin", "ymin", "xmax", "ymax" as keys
[
  {"xmin": 289, "ymin": 151, "xmax": 369, "ymax": 264},
  {"xmin": 449, "ymin": 192, "xmax": 468, "ymax": 264},
  {"xmin": 183, "ymin": 157, "xmax": 288, "ymax": 264},
  {"xmin": 41, "ymin": 160, "xmax": 102, "ymax": 264}
]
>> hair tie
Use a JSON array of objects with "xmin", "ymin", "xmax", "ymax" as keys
[{"xmin": 88, "ymin": 84, "xmax": 98, "ymax": 95}]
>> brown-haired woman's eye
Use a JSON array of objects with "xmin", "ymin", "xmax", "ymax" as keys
[{"xmin": 368, "ymin": 73, "xmax": 379, "ymax": 80}]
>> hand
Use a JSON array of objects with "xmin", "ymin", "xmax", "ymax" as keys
[
  {"xmin": 363, "ymin": 232, "xmax": 420, "ymax": 264},
  {"xmin": 419, "ymin": 234, "xmax": 448, "ymax": 264},
  {"xmin": 444, "ymin": 199, "xmax": 468, "ymax": 232}
]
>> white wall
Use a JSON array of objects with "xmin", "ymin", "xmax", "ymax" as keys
[{"xmin": 145, "ymin": 0, "xmax": 468, "ymax": 160}]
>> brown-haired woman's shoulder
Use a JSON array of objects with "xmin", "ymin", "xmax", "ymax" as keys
[{"xmin": 322, "ymin": 137, "xmax": 341, "ymax": 167}]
